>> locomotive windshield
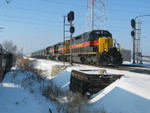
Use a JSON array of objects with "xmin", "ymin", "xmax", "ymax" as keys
[{"xmin": 89, "ymin": 30, "xmax": 112, "ymax": 40}]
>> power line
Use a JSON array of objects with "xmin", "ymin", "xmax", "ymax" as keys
[
  {"xmin": 0, "ymin": 19, "xmax": 61, "ymax": 27},
  {"xmin": 1, "ymin": 0, "xmax": 150, "ymax": 31},
  {"xmin": 0, "ymin": 5, "xmax": 62, "ymax": 15},
  {"xmin": 107, "ymin": 8, "xmax": 142, "ymax": 14},
  {"xmin": 1, "ymin": 1, "xmax": 150, "ymax": 16},
  {"xmin": 0, "ymin": 14, "xmax": 61, "ymax": 23},
  {"xmin": 0, "ymin": 14, "xmax": 85, "ymax": 27},
  {"xmin": 107, "ymin": 1, "xmax": 150, "ymax": 9},
  {"xmin": 1, "ymin": 1, "xmax": 149, "ymax": 18},
  {"xmin": 42, "ymin": 0, "xmax": 85, "ymax": 7},
  {"xmin": 0, "ymin": 4, "xmax": 85, "ymax": 17},
  {"xmin": 0, "ymin": 13, "xmax": 136, "ymax": 30}
]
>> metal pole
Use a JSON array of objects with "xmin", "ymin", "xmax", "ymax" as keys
[
  {"xmin": 132, "ymin": 36, "xmax": 135, "ymax": 64},
  {"xmin": 137, "ymin": 16, "xmax": 142, "ymax": 64},
  {"xmin": 135, "ymin": 16, "xmax": 139, "ymax": 64},
  {"xmin": 136, "ymin": 16, "xmax": 140, "ymax": 63},
  {"xmin": 135, "ymin": 14, "xmax": 150, "ymax": 64},
  {"xmin": 63, "ymin": 16, "xmax": 66, "ymax": 66},
  {"xmin": 70, "ymin": 21, "xmax": 73, "ymax": 66}
]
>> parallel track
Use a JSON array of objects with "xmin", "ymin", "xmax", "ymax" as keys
[
  {"xmin": 65, "ymin": 60, "xmax": 150, "ymax": 75},
  {"xmin": 34, "ymin": 58, "xmax": 150, "ymax": 75},
  {"xmin": 97, "ymin": 64, "xmax": 150, "ymax": 75}
]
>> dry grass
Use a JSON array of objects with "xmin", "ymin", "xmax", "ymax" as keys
[
  {"xmin": 17, "ymin": 58, "xmax": 31, "ymax": 71},
  {"xmin": 42, "ymin": 80, "xmax": 68, "ymax": 101},
  {"xmin": 65, "ymin": 93, "xmax": 89, "ymax": 113},
  {"xmin": 51, "ymin": 65, "xmax": 66, "ymax": 77},
  {"xmin": 16, "ymin": 58, "xmax": 108, "ymax": 113},
  {"xmin": 17, "ymin": 58, "xmax": 46, "ymax": 79}
]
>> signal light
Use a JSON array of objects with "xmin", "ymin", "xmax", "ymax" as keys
[
  {"xmin": 70, "ymin": 26, "xmax": 75, "ymax": 33},
  {"xmin": 67, "ymin": 11, "xmax": 74, "ymax": 22},
  {"xmin": 131, "ymin": 31, "xmax": 135, "ymax": 37},
  {"xmin": 131, "ymin": 19, "xmax": 136, "ymax": 29}
]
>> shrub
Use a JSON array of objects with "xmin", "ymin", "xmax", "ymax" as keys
[
  {"xmin": 17, "ymin": 58, "xmax": 108, "ymax": 113},
  {"xmin": 42, "ymin": 80, "xmax": 66, "ymax": 101},
  {"xmin": 17, "ymin": 58, "xmax": 31, "ymax": 70},
  {"xmin": 51, "ymin": 65, "xmax": 66, "ymax": 77},
  {"xmin": 65, "ymin": 93, "xmax": 88, "ymax": 113},
  {"xmin": 17, "ymin": 58, "xmax": 46, "ymax": 80}
]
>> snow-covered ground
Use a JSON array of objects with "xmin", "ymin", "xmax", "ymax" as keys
[{"xmin": 0, "ymin": 59, "xmax": 150, "ymax": 113}]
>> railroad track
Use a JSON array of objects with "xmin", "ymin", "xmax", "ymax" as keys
[
  {"xmin": 62, "ymin": 60, "xmax": 150, "ymax": 75},
  {"xmin": 97, "ymin": 64, "xmax": 150, "ymax": 75},
  {"xmin": 32, "ymin": 58, "xmax": 150, "ymax": 75}
]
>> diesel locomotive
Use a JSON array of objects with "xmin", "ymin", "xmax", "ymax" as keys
[{"xmin": 31, "ymin": 30, "xmax": 123, "ymax": 65}]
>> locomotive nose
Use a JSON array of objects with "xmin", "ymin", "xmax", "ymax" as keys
[{"xmin": 98, "ymin": 37, "xmax": 113, "ymax": 53}]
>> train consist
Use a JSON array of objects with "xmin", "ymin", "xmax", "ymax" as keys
[{"xmin": 31, "ymin": 30, "xmax": 123, "ymax": 65}]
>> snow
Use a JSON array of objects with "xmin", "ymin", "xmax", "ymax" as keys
[
  {"xmin": 0, "ymin": 70, "xmax": 56, "ymax": 113},
  {"xmin": 0, "ymin": 59, "xmax": 150, "ymax": 113},
  {"xmin": 89, "ymin": 70, "xmax": 150, "ymax": 113}
]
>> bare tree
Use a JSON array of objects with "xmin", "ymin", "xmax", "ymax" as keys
[
  {"xmin": 17, "ymin": 48, "xmax": 24, "ymax": 58},
  {"xmin": 2, "ymin": 40, "xmax": 17, "ymax": 54}
]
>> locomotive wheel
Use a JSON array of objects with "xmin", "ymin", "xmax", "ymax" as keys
[
  {"xmin": 98, "ymin": 54, "xmax": 110, "ymax": 65},
  {"xmin": 80, "ymin": 57, "xmax": 85, "ymax": 64},
  {"xmin": 47, "ymin": 56, "xmax": 49, "ymax": 60}
]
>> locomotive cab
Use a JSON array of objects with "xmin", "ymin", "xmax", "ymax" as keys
[
  {"xmin": 95, "ymin": 30, "xmax": 122, "ymax": 65},
  {"xmin": 89, "ymin": 30, "xmax": 113, "ymax": 53}
]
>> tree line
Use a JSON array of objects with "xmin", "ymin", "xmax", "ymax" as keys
[{"xmin": 1, "ymin": 40, "xmax": 23, "ymax": 58}]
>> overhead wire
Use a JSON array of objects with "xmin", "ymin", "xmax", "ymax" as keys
[
  {"xmin": 0, "ymin": 0, "xmax": 150, "ymax": 31},
  {"xmin": 0, "ymin": 14, "xmax": 86, "ymax": 27},
  {"xmin": 0, "ymin": 14, "xmax": 61, "ymax": 23},
  {"xmin": 0, "ymin": 19, "xmax": 61, "ymax": 27},
  {"xmin": 42, "ymin": 0, "xmax": 85, "ymax": 7},
  {"xmin": 107, "ymin": 1, "xmax": 150, "ymax": 9},
  {"xmin": 0, "ymin": 4, "xmax": 62, "ymax": 15}
]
